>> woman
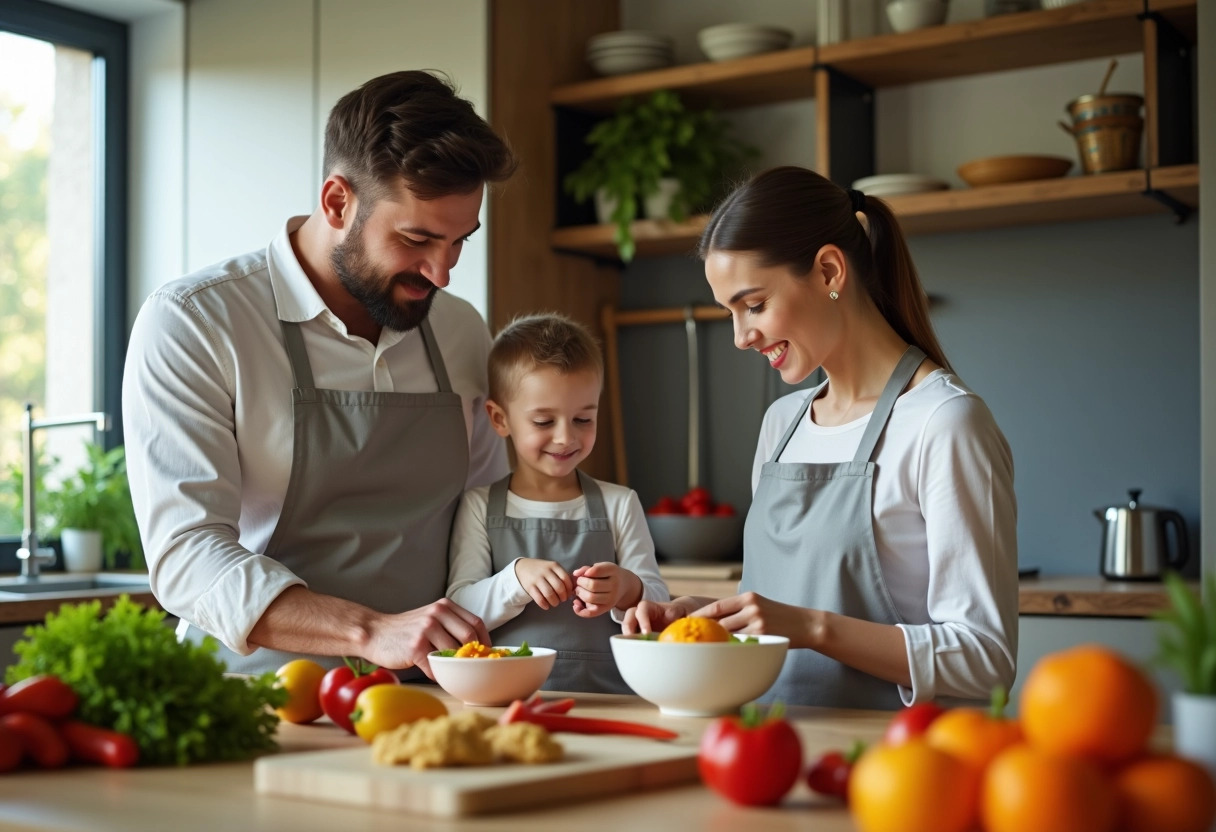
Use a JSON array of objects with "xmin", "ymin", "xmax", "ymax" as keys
[{"xmin": 624, "ymin": 166, "xmax": 1017, "ymax": 709}]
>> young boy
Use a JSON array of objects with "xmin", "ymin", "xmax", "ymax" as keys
[{"xmin": 446, "ymin": 313, "xmax": 669, "ymax": 694}]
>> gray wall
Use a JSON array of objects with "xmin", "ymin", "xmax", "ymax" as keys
[{"xmin": 617, "ymin": 213, "xmax": 1201, "ymax": 577}]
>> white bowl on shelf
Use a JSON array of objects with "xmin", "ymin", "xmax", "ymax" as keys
[
  {"xmin": 851, "ymin": 173, "xmax": 950, "ymax": 197},
  {"xmin": 587, "ymin": 30, "xmax": 673, "ymax": 50},
  {"xmin": 588, "ymin": 52, "xmax": 672, "ymax": 76},
  {"xmin": 697, "ymin": 23, "xmax": 793, "ymax": 61},
  {"xmin": 886, "ymin": 0, "xmax": 949, "ymax": 33}
]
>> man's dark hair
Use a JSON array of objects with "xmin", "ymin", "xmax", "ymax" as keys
[{"xmin": 323, "ymin": 70, "xmax": 517, "ymax": 203}]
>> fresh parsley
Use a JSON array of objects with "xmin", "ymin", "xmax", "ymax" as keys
[{"xmin": 6, "ymin": 596, "xmax": 288, "ymax": 766}]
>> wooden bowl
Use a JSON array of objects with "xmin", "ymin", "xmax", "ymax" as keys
[{"xmin": 957, "ymin": 155, "xmax": 1073, "ymax": 187}]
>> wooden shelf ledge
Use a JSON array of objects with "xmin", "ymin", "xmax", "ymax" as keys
[
  {"xmin": 549, "ymin": 166, "xmax": 1197, "ymax": 258},
  {"xmin": 820, "ymin": 0, "xmax": 1154, "ymax": 88},
  {"xmin": 551, "ymin": 45, "xmax": 818, "ymax": 113}
]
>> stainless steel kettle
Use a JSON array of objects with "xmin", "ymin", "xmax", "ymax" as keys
[{"xmin": 1096, "ymin": 489, "xmax": 1189, "ymax": 580}]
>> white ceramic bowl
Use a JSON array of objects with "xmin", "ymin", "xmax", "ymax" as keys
[
  {"xmin": 886, "ymin": 0, "xmax": 949, "ymax": 33},
  {"xmin": 587, "ymin": 30, "xmax": 673, "ymax": 51},
  {"xmin": 646, "ymin": 514, "xmax": 744, "ymax": 562},
  {"xmin": 697, "ymin": 23, "xmax": 793, "ymax": 61},
  {"xmin": 589, "ymin": 53, "xmax": 672, "ymax": 76},
  {"xmin": 610, "ymin": 634, "xmax": 789, "ymax": 717},
  {"xmin": 428, "ymin": 646, "xmax": 556, "ymax": 707}
]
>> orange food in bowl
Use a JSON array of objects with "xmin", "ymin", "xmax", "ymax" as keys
[
  {"xmin": 453, "ymin": 641, "xmax": 511, "ymax": 659},
  {"xmin": 658, "ymin": 616, "xmax": 732, "ymax": 643},
  {"xmin": 1019, "ymin": 645, "xmax": 1157, "ymax": 765}
]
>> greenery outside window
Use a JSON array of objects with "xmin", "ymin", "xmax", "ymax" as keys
[{"xmin": 0, "ymin": 0, "xmax": 128, "ymax": 570}]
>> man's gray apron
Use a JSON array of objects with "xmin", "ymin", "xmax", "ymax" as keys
[
  {"xmin": 740, "ymin": 346, "xmax": 926, "ymax": 710},
  {"xmin": 486, "ymin": 470, "xmax": 630, "ymax": 694},
  {"xmin": 190, "ymin": 317, "xmax": 469, "ymax": 677}
]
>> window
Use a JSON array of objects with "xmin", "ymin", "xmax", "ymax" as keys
[{"xmin": 0, "ymin": 0, "xmax": 128, "ymax": 566}]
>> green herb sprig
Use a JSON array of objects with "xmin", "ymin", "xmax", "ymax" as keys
[{"xmin": 6, "ymin": 597, "xmax": 288, "ymax": 765}]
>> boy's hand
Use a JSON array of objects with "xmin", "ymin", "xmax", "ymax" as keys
[
  {"xmin": 514, "ymin": 558, "xmax": 574, "ymax": 610},
  {"xmin": 571, "ymin": 562, "xmax": 642, "ymax": 619}
]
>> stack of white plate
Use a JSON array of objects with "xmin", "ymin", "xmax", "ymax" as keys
[
  {"xmin": 851, "ymin": 173, "xmax": 950, "ymax": 197},
  {"xmin": 586, "ymin": 30, "xmax": 674, "ymax": 76},
  {"xmin": 697, "ymin": 23, "xmax": 794, "ymax": 62}
]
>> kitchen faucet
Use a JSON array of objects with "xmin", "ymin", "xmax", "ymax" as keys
[{"xmin": 17, "ymin": 403, "xmax": 110, "ymax": 581}]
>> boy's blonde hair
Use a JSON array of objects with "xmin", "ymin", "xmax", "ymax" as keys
[{"xmin": 488, "ymin": 313, "xmax": 603, "ymax": 404}]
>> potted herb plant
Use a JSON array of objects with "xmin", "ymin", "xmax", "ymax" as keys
[
  {"xmin": 1153, "ymin": 571, "xmax": 1216, "ymax": 776},
  {"xmin": 43, "ymin": 443, "xmax": 143, "ymax": 572},
  {"xmin": 563, "ymin": 90, "xmax": 756, "ymax": 262}
]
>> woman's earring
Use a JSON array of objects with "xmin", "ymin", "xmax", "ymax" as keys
[{"xmin": 829, "ymin": 290, "xmax": 839, "ymax": 300}]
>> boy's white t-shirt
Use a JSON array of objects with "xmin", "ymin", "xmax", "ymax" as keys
[
  {"xmin": 753, "ymin": 369, "xmax": 1019, "ymax": 704},
  {"xmin": 447, "ymin": 477, "xmax": 670, "ymax": 631}
]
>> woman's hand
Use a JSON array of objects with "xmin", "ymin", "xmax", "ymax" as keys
[
  {"xmin": 514, "ymin": 558, "xmax": 574, "ymax": 610},
  {"xmin": 620, "ymin": 596, "xmax": 703, "ymax": 635},
  {"xmin": 692, "ymin": 592, "xmax": 818, "ymax": 648}
]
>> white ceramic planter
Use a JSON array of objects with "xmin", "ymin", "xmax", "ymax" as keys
[
  {"xmin": 643, "ymin": 178, "xmax": 682, "ymax": 220},
  {"xmin": 594, "ymin": 188, "xmax": 619, "ymax": 225},
  {"xmin": 1172, "ymin": 691, "xmax": 1216, "ymax": 779},
  {"xmin": 61, "ymin": 528, "xmax": 103, "ymax": 573}
]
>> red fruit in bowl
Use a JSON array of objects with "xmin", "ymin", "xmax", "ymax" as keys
[
  {"xmin": 656, "ymin": 495, "xmax": 679, "ymax": 512},
  {"xmin": 713, "ymin": 503, "xmax": 737, "ymax": 516},
  {"xmin": 687, "ymin": 503, "xmax": 711, "ymax": 517},
  {"xmin": 685, "ymin": 487, "xmax": 711, "ymax": 504}
]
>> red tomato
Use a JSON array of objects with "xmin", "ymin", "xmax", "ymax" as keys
[
  {"xmin": 681, "ymin": 488, "xmax": 712, "ymax": 512},
  {"xmin": 0, "ymin": 724, "xmax": 22, "ymax": 772},
  {"xmin": 0, "ymin": 675, "xmax": 78, "ymax": 720},
  {"xmin": 319, "ymin": 664, "xmax": 356, "ymax": 727},
  {"xmin": 883, "ymin": 702, "xmax": 946, "ymax": 745},
  {"xmin": 648, "ymin": 505, "xmax": 675, "ymax": 515},
  {"xmin": 687, "ymin": 503, "xmax": 711, "ymax": 517},
  {"xmin": 331, "ymin": 668, "xmax": 400, "ymax": 735},
  {"xmin": 0, "ymin": 712, "xmax": 68, "ymax": 768},
  {"xmin": 60, "ymin": 721, "xmax": 139, "ymax": 768},
  {"xmin": 698, "ymin": 706, "xmax": 803, "ymax": 806},
  {"xmin": 656, "ymin": 496, "xmax": 679, "ymax": 513},
  {"xmin": 713, "ymin": 503, "xmax": 737, "ymax": 516},
  {"xmin": 806, "ymin": 741, "xmax": 866, "ymax": 802}
]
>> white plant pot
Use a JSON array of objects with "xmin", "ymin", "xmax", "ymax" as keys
[
  {"xmin": 594, "ymin": 188, "xmax": 619, "ymax": 225},
  {"xmin": 61, "ymin": 528, "xmax": 103, "ymax": 573},
  {"xmin": 1172, "ymin": 691, "xmax": 1216, "ymax": 779},
  {"xmin": 643, "ymin": 178, "xmax": 682, "ymax": 220}
]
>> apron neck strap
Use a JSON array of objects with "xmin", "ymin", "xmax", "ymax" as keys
[
  {"xmin": 279, "ymin": 320, "xmax": 315, "ymax": 389},
  {"xmin": 418, "ymin": 318, "xmax": 453, "ymax": 393},
  {"xmin": 485, "ymin": 470, "xmax": 607, "ymax": 519},
  {"xmin": 851, "ymin": 346, "xmax": 926, "ymax": 463}
]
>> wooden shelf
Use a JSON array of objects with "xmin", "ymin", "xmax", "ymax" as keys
[
  {"xmin": 551, "ymin": 45, "xmax": 817, "ymax": 114},
  {"xmin": 551, "ymin": 215, "xmax": 708, "ymax": 260},
  {"xmin": 549, "ymin": 166, "xmax": 1197, "ymax": 257},
  {"xmin": 819, "ymin": 0, "xmax": 1153, "ymax": 88}
]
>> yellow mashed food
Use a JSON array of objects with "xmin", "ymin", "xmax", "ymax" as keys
[
  {"xmin": 658, "ymin": 616, "xmax": 732, "ymax": 643},
  {"xmin": 454, "ymin": 641, "xmax": 512, "ymax": 658},
  {"xmin": 372, "ymin": 711, "xmax": 563, "ymax": 769}
]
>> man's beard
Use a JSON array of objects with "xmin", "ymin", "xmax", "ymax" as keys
[{"xmin": 330, "ymin": 218, "xmax": 438, "ymax": 333}]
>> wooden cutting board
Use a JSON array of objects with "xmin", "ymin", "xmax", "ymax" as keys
[{"xmin": 254, "ymin": 733, "xmax": 700, "ymax": 818}]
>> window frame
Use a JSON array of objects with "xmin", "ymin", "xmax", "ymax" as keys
[{"xmin": 0, "ymin": 0, "xmax": 129, "ymax": 567}]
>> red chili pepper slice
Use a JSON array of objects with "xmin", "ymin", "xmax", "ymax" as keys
[{"xmin": 500, "ymin": 699, "xmax": 678, "ymax": 740}]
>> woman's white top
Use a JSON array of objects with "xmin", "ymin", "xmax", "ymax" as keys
[
  {"xmin": 447, "ymin": 478, "xmax": 670, "ymax": 630},
  {"xmin": 753, "ymin": 370, "xmax": 1018, "ymax": 704}
]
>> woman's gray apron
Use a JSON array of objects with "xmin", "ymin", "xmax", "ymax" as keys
[
  {"xmin": 486, "ymin": 471, "xmax": 630, "ymax": 694},
  {"xmin": 191, "ymin": 317, "xmax": 469, "ymax": 677},
  {"xmin": 740, "ymin": 346, "xmax": 926, "ymax": 709}
]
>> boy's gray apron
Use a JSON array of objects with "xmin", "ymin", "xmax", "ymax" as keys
[
  {"xmin": 740, "ymin": 346, "xmax": 926, "ymax": 709},
  {"xmin": 186, "ymin": 317, "xmax": 469, "ymax": 678},
  {"xmin": 486, "ymin": 470, "xmax": 630, "ymax": 694}
]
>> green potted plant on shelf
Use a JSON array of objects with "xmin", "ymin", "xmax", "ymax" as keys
[
  {"xmin": 1153, "ymin": 571, "xmax": 1216, "ymax": 776},
  {"xmin": 42, "ymin": 442, "xmax": 143, "ymax": 572},
  {"xmin": 563, "ymin": 89, "xmax": 756, "ymax": 262}
]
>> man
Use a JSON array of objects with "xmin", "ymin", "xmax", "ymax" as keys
[{"xmin": 123, "ymin": 71, "xmax": 517, "ymax": 678}]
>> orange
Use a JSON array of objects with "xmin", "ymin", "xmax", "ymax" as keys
[
  {"xmin": 1019, "ymin": 645, "xmax": 1157, "ymax": 765},
  {"xmin": 849, "ymin": 739, "xmax": 979, "ymax": 832},
  {"xmin": 925, "ymin": 706, "xmax": 1022, "ymax": 775},
  {"xmin": 1114, "ymin": 754, "xmax": 1216, "ymax": 832},
  {"xmin": 274, "ymin": 658, "xmax": 326, "ymax": 724},
  {"xmin": 982, "ymin": 744, "xmax": 1116, "ymax": 832},
  {"xmin": 658, "ymin": 616, "xmax": 731, "ymax": 643}
]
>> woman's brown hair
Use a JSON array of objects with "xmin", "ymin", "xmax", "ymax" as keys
[
  {"xmin": 697, "ymin": 166, "xmax": 950, "ymax": 371},
  {"xmin": 323, "ymin": 70, "xmax": 517, "ymax": 205}
]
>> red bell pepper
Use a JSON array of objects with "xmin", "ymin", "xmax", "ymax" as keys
[
  {"xmin": 0, "ymin": 675, "xmax": 78, "ymax": 720},
  {"xmin": 500, "ymin": 698, "xmax": 678, "ymax": 741}
]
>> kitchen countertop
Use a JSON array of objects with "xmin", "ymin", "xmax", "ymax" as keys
[
  {"xmin": 658, "ymin": 564, "xmax": 1190, "ymax": 619},
  {"xmin": 0, "ymin": 688, "xmax": 893, "ymax": 831}
]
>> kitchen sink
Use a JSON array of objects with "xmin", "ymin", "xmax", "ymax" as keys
[{"xmin": 0, "ymin": 573, "xmax": 151, "ymax": 597}]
